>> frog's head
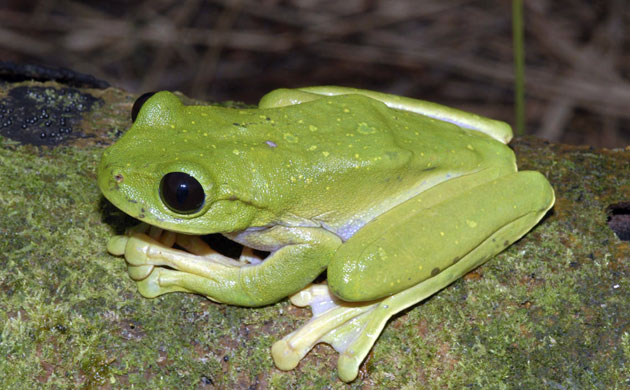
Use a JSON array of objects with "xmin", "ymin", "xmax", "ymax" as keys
[{"xmin": 98, "ymin": 91, "xmax": 266, "ymax": 234}]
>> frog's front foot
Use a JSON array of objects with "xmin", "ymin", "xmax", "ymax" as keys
[
  {"xmin": 106, "ymin": 223, "xmax": 340, "ymax": 307},
  {"xmin": 272, "ymin": 284, "xmax": 393, "ymax": 382},
  {"xmin": 106, "ymin": 223, "xmax": 254, "ymax": 301}
]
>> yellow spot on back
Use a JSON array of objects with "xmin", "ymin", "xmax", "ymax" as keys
[
  {"xmin": 357, "ymin": 122, "xmax": 376, "ymax": 134},
  {"xmin": 466, "ymin": 220, "xmax": 477, "ymax": 228},
  {"xmin": 283, "ymin": 133, "xmax": 298, "ymax": 143},
  {"xmin": 309, "ymin": 125, "xmax": 318, "ymax": 132},
  {"xmin": 322, "ymin": 151, "xmax": 330, "ymax": 157},
  {"xmin": 232, "ymin": 149, "xmax": 240, "ymax": 155}
]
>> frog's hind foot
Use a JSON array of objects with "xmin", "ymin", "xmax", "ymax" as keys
[{"xmin": 271, "ymin": 284, "xmax": 391, "ymax": 382}]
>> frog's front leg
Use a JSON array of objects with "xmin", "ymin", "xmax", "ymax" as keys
[
  {"xmin": 272, "ymin": 171, "xmax": 554, "ymax": 382},
  {"xmin": 107, "ymin": 225, "xmax": 341, "ymax": 307}
]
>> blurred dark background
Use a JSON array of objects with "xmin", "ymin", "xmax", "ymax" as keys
[{"xmin": 0, "ymin": 0, "xmax": 628, "ymax": 147}]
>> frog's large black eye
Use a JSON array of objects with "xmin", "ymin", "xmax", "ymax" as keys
[
  {"xmin": 160, "ymin": 172, "xmax": 205, "ymax": 214},
  {"xmin": 131, "ymin": 92, "xmax": 157, "ymax": 122}
]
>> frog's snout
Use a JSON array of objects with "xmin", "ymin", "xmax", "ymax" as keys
[{"xmin": 97, "ymin": 162, "xmax": 123, "ymax": 192}]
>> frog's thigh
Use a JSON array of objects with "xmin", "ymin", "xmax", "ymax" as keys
[{"xmin": 328, "ymin": 170, "xmax": 554, "ymax": 302}]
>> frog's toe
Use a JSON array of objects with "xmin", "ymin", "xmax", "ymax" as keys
[
  {"xmin": 271, "ymin": 339, "xmax": 302, "ymax": 370},
  {"xmin": 135, "ymin": 267, "xmax": 193, "ymax": 298},
  {"xmin": 106, "ymin": 235, "xmax": 128, "ymax": 256},
  {"xmin": 135, "ymin": 269, "xmax": 163, "ymax": 298},
  {"xmin": 127, "ymin": 263, "xmax": 154, "ymax": 281},
  {"xmin": 338, "ymin": 356, "xmax": 361, "ymax": 384},
  {"xmin": 123, "ymin": 234, "xmax": 154, "ymax": 266}
]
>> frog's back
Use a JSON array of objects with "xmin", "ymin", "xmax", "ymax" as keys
[{"xmin": 199, "ymin": 94, "xmax": 516, "ymax": 238}]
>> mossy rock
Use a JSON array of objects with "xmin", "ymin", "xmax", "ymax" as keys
[{"xmin": 1, "ymin": 79, "xmax": 629, "ymax": 389}]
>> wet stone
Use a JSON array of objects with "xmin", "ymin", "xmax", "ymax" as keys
[{"xmin": 0, "ymin": 86, "xmax": 102, "ymax": 146}]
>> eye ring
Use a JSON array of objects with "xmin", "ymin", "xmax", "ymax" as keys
[
  {"xmin": 159, "ymin": 172, "xmax": 205, "ymax": 214},
  {"xmin": 131, "ymin": 91, "xmax": 157, "ymax": 122}
]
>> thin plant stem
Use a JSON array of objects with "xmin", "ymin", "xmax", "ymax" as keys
[{"xmin": 512, "ymin": 0, "xmax": 525, "ymax": 135}]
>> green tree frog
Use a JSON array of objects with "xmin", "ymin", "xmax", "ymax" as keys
[{"xmin": 98, "ymin": 86, "xmax": 554, "ymax": 382}]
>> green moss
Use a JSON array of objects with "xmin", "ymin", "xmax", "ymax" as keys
[{"xmin": 1, "ymin": 83, "xmax": 629, "ymax": 388}]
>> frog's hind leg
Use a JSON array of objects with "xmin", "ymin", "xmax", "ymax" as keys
[
  {"xmin": 296, "ymin": 86, "xmax": 513, "ymax": 143},
  {"xmin": 259, "ymin": 86, "xmax": 511, "ymax": 143},
  {"xmin": 272, "ymin": 170, "xmax": 554, "ymax": 382}
]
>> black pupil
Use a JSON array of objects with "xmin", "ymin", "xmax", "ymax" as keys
[{"xmin": 160, "ymin": 172, "xmax": 204, "ymax": 214}]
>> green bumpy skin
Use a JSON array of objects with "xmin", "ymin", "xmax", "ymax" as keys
[{"xmin": 98, "ymin": 86, "xmax": 555, "ymax": 382}]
